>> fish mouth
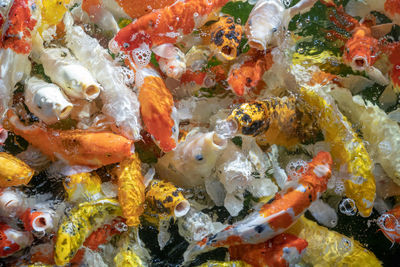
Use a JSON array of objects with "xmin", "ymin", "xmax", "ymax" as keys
[
  {"xmin": 248, "ymin": 38, "xmax": 266, "ymax": 51},
  {"xmin": 56, "ymin": 104, "xmax": 73, "ymax": 120},
  {"xmin": 84, "ymin": 84, "xmax": 101, "ymax": 101},
  {"xmin": 174, "ymin": 200, "xmax": 190, "ymax": 217},
  {"xmin": 32, "ymin": 212, "xmax": 53, "ymax": 232},
  {"xmin": 352, "ymin": 56, "xmax": 369, "ymax": 71}
]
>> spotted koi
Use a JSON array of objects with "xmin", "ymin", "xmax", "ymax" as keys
[
  {"xmin": 377, "ymin": 205, "xmax": 400, "ymax": 244},
  {"xmin": 227, "ymin": 96, "xmax": 319, "ymax": 147},
  {"xmin": 184, "ymin": 151, "xmax": 332, "ymax": 259},
  {"xmin": 229, "ymin": 233, "xmax": 308, "ymax": 267},
  {"xmin": 0, "ymin": 152, "xmax": 34, "ymax": 187},
  {"xmin": 109, "ymin": 0, "xmax": 230, "ymax": 54},
  {"xmin": 5, "ymin": 110, "xmax": 133, "ymax": 168}
]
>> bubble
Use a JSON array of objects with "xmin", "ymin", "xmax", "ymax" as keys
[
  {"xmin": 286, "ymin": 159, "xmax": 308, "ymax": 180},
  {"xmin": 193, "ymin": 12, "xmax": 198, "ymax": 17},
  {"xmin": 298, "ymin": 47, "xmax": 304, "ymax": 54},
  {"xmin": 350, "ymin": 175, "xmax": 365, "ymax": 185},
  {"xmin": 120, "ymin": 67, "xmax": 135, "ymax": 86},
  {"xmin": 377, "ymin": 213, "xmax": 398, "ymax": 232},
  {"xmin": 339, "ymin": 198, "xmax": 357, "ymax": 216},
  {"xmin": 334, "ymin": 180, "xmax": 345, "ymax": 195},
  {"xmin": 283, "ymin": 0, "xmax": 292, "ymax": 7},
  {"xmin": 337, "ymin": 237, "xmax": 352, "ymax": 254},
  {"xmin": 131, "ymin": 46, "xmax": 152, "ymax": 67},
  {"xmin": 396, "ymin": 65, "xmax": 400, "ymax": 70}
]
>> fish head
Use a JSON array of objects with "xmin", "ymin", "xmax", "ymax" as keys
[
  {"xmin": 377, "ymin": 212, "xmax": 400, "ymax": 243},
  {"xmin": 176, "ymin": 131, "xmax": 228, "ymax": 179},
  {"xmin": 0, "ymin": 224, "xmax": 32, "ymax": 258},
  {"xmin": 228, "ymin": 102, "xmax": 268, "ymax": 136},
  {"xmin": 343, "ymin": 27, "xmax": 379, "ymax": 72},
  {"xmin": 210, "ymin": 15, "xmax": 242, "ymax": 61}
]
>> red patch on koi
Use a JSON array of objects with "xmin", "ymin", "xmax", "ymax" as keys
[
  {"xmin": 229, "ymin": 233, "xmax": 308, "ymax": 267},
  {"xmin": 1, "ymin": 0, "xmax": 37, "ymax": 54},
  {"xmin": 0, "ymin": 224, "xmax": 23, "ymax": 258},
  {"xmin": 385, "ymin": 0, "xmax": 400, "ymax": 17},
  {"xmin": 228, "ymin": 49, "xmax": 273, "ymax": 96}
]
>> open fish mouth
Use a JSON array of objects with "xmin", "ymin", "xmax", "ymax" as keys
[{"xmin": 351, "ymin": 56, "xmax": 369, "ymax": 71}]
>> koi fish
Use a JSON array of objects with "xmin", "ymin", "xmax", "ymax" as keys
[
  {"xmin": 0, "ymin": 188, "xmax": 27, "ymax": 218},
  {"xmin": 20, "ymin": 208, "xmax": 54, "ymax": 233},
  {"xmin": 208, "ymin": 15, "xmax": 243, "ymax": 61},
  {"xmin": 184, "ymin": 151, "xmax": 332, "ymax": 259},
  {"xmin": 135, "ymin": 65, "xmax": 179, "ymax": 152},
  {"xmin": 54, "ymin": 198, "xmax": 122, "ymax": 265},
  {"xmin": 32, "ymin": 35, "xmax": 101, "ymax": 101},
  {"xmin": 0, "ymin": 223, "xmax": 32, "ymax": 258},
  {"xmin": 109, "ymin": 0, "xmax": 230, "ymax": 54},
  {"xmin": 377, "ymin": 205, "xmax": 400, "ymax": 244},
  {"xmin": 287, "ymin": 216, "xmax": 382, "ymax": 266},
  {"xmin": 63, "ymin": 172, "xmax": 104, "ymax": 203},
  {"xmin": 245, "ymin": 0, "xmax": 318, "ymax": 50},
  {"xmin": 228, "ymin": 48, "xmax": 273, "ymax": 96},
  {"xmin": 0, "ymin": 152, "xmax": 34, "ymax": 187},
  {"xmin": 0, "ymin": 0, "xmax": 37, "ymax": 54},
  {"xmin": 144, "ymin": 179, "xmax": 190, "ymax": 220},
  {"xmin": 155, "ymin": 129, "xmax": 228, "ymax": 188},
  {"xmin": 386, "ymin": 42, "xmax": 400, "ymax": 93},
  {"xmin": 24, "ymin": 77, "xmax": 73, "ymax": 125},
  {"xmin": 112, "ymin": 154, "xmax": 146, "ymax": 227},
  {"xmin": 5, "ymin": 110, "xmax": 133, "ymax": 169},
  {"xmin": 229, "ymin": 233, "xmax": 308, "ymax": 267},
  {"xmin": 300, "ymin": 86, "xmax": 375, "ymax": 217},
  {"xmin": 63, "ymin": 13, "xmax": 142, "ymax": 140},
  {"xmin": 111, "ymin": 0, "xmax": 176, "ymax": 19},
  {"xmin": 227, "ymin": 96, "xmax": 319, "ymax": 147}
]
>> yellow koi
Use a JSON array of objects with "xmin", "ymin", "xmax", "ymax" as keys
[{"xmin": 0, "ymin": 152, "xmax": 34, "ymax": 187}]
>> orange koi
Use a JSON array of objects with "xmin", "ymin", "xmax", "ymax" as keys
[
  {"xmin": 385, "ymin": 42, "xmax": 400, "ymax": 92},
  {"xmin": 0, "ymin": 0, "xmax": 37, "ymax": 54},
  {"xmin": 185, "ymin": 152, "xmax": 332, "ymax": 258},
  {"xmin": 229, "ymin": 233, "xmax": 308, "ymax": 267},
  {"xmin": 5, "ymin": 110, "xmax": 133, "ymax": 168},
  {"xmin": 0, "ymin": 223, "xmax": 32, "ymax": 258},
  {"xmin": 377, "ymin": 205, "xmax": 400, "ymax": 244},
  {"xmin": 227, "ymin": 48, "xmax": 273, "ymax": 96},
  {"xmin": 21, "ymin": 209, "xmax": 54, "ymax": 233},
  {"xmin": 114, "ymin": 0, "xmax": 176, "ymax": 19},
  {"xmin": 135, "ymin": 65, "xmax": 178, "ymax": 152},
  {"xmin": 384, "ymin": 0, "xmax": 400, "ymax": 20},
  {"xmin": 343, "ymin": 24, "xmax": 379, "ymax": 72},
  {"xmin": 109, "ymin": 0, "xmax": 230, "ymax": 53}
]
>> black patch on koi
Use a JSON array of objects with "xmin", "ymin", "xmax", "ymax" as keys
[
  {"xmin": 225, "ymin": 17, "xmax": 234, "ymax": 24},
  {"xmin": 228, "ymin": 24, "xmax": 236, "ymax": 30},
  {"xmin": 164, "ymin": 196, "xmax": 173, "ymax": 203},
  {"xmin": 240, "ymin": 114, "xmax": 252, "ymax": 123},
  {"xmin": 255, "ymin": 224, "xmax": 265, "ymax": 233},
  {"xmin": 242, "ymin": 120, "xmax": 266, "ymax": 136},
  {"xmin": 267, "ymin": 197, "xmax": 275, "ymax": 204},
  {"xmin": 213, "ymin": 30, "xmax": 225, "ymax": 46},
  {"xmin": 172, "ymin": 190, "xmax": 179, "ymax": 197}
]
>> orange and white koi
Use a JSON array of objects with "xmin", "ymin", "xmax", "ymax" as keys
[
  {"xmin": 5, "ymin": 110, "xmax": 133, "ymax": 169},
  {"xmin": 20, "ymin": 208, "xmax": 54, "ymax": 233},
  {"xmin": 184, "ymin": 151, "xmax": 332, "ymax": 259},
  {"xmin": 0, "ymin": 0, "xmax": 37, "ymax": 54},
  {"xmin": 153, "ymin": 43, "xmax": 186, "ymax": 79},
  {"xmin": 81, "ymin": 0, "xmax": 120, "ymax": 33},
  {"xmin": 109, "ymin": 0, "xmax": 230, "ymax": 54},
  {"xmin": 229, "ymin": 233, "xmax": 308, "ymax": 267},
  {"xmin": 0, "ymin": 223, "xmax": 32, "ymax": 258},
  {"xmin": 377, "ymin": 205, "xmax": 400, "ymax": 244},
  {"xmin": 227, "ymin": 48, "xmax": 273, "ymax": 96},
  {"xmin": 245, "ymin": 0, "xmax": 318, "ymax": 50}
]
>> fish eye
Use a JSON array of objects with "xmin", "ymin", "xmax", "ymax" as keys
[
  {"xmin": 272, "ymin": 27, "xmax": 278, "ymax": 33},
  {"xmin": 195, "ymin": 154, "xmax": 204, "ymax": 161},
  {"xmin": 346, "ymin": 47, "xmax": 350, "ymax": 53},
  {"xmin": 3, "ymin": 246, "xmax": 11, "ymax": 251},
  {"xmin": 123, "ymin": 43, "xmax": 130, "ymax": 48}
]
